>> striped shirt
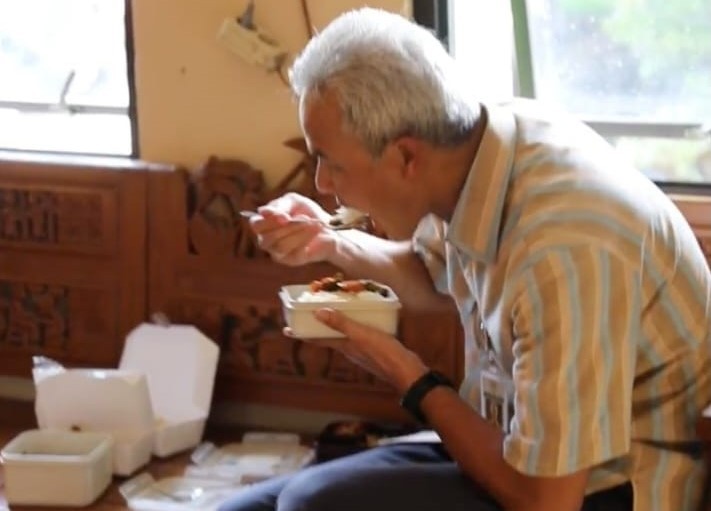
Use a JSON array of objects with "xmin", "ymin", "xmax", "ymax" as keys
[{"xmin": 412, "ymin": 99, "xmax": 711, "ymax": 511}]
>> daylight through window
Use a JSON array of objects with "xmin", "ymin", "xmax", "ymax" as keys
[
  {"xmin": 0, "ymin": 0, "xmax": 133, "ymax": 156},
  {"xmin": 450, "ymin": 0, "xmax": 711, "ymax": 185}
]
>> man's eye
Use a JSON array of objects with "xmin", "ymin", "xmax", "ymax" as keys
[
  {"xmin": 326, "ymin": 160, "xmax": 344, "ymax": 172},
  {"xmin": 319, "ymin": 158, "xmax": 341, "ymax": 172}
]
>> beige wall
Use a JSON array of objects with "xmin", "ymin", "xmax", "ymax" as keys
[{"xmin": 133, "ymin": 0, "xmax": 410, "ymax": 184}]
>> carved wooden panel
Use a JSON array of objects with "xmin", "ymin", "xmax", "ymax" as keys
[
  {"xmin": 148, "ymin": 156, "xmax": 463, "ymax": 421},
  {"xmin": 0, "ymin": 186, "xmax": 112, "ymax": 253},
  {"xmin": 0, "ymin": 153, "xmax": 157, "ymax": 376}
]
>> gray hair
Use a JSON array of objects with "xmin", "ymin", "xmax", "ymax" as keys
[{"xmin": 289, "ymin": 7, "xmax": 479, "ymax": 156}]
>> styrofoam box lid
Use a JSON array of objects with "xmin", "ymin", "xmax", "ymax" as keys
[
  {"xmin": 119, "ymin": 323, "xmax": 219, "ymax": 421},
  {"xmin": 280, "ymin": 284, "xmax": 401, "ymax": 310},
  {"xmin": 35, "ymin": 369, "xmax": 154, "ymax": 434}
]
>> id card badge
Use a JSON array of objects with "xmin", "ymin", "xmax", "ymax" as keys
[{"xmin": 480, "ymin": 367, "xmax": 514, "ymax": 433}]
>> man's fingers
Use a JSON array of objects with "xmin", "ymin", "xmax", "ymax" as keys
[
  {"xmin": 257, "ymin": 221, "xmax": 319, "ymax": 252},
  {"xmin": 313, "ymin": 308, "xmax": 346, "ymax": 333},
  {"xmin": 313, "ymin": 308, "xmax": 376, "ymax": 339},
  {"xmin": 283, "ymin": 327, "xmax": 343, "ymax": 350}
]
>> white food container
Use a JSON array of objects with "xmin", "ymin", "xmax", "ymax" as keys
[
  {"xmin": 120, "ymin": 323, "xmax": 220, "ymax": 458},
  {"xmin": 279, "ymin": 284, "xmax": 401, "ymax": 338},
  {"xmin": 33, "ymin": 323, "xmax": 220, "ymax": 476},
  {"xmin": 1, "ymin": 429, "xmax": 113, "ymax": 507},
  {"xmin": 34, "ymin": 368, "xmax": 155, "ymax": 476}
]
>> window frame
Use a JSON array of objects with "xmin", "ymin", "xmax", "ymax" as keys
[{"xmin": 0, "ymin": 0, "xmax": 139, "ymax": 158}]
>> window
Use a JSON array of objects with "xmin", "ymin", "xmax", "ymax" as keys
[
  {"xmin": 0, "ymin": 0, "xmax": 135, "ymax": 156},
  {"xmin": 448, "ymin": 0, "xmax": 711, "ymax": 186}
]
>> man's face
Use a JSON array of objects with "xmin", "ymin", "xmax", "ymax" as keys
[{"xmin": 299, "ymin": 89, "xmax": 420, "ymax": 239}]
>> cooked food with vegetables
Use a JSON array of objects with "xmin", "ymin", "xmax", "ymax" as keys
[{"xmin": 298, "ymin": 273, "xmax": 391, "ymax": 302}]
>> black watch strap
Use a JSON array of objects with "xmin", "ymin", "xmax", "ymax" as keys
[{"xmin": 400, "ymin": 370, "xmax": 454, "ymax": 424}]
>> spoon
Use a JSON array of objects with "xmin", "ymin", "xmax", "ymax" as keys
[{"xmin": 239, "ymin": 210, "xmax": 367, "ymax": 231}]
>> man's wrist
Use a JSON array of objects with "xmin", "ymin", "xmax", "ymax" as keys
[
  {"xmin": 392, "ymin": 354, "xmax": 429, "ymax": 395},
  {"xmin": 399, "ymin": 369, "xmax": 454, "ymax": 424}
]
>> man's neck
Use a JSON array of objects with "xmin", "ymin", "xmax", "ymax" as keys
[{"xmin": 429, "ymin": 107, "xmax": 487, "ymax": 222}]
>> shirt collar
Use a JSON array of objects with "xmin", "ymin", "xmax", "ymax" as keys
[{"xmin": 447, "ymin": 102, "xmax": 517, "ymax": 263}]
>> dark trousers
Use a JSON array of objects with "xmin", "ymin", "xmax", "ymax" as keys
[{"xmin": 216, "ymin": 443, "xmax": 633, "ymax": 511}]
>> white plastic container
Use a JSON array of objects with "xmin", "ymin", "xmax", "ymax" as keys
[
  {"xmin": 1, "ymin": 429, "xmax": 113, "ymax": 507},
  {"xmin": 33, "ymin": 323, "xmax": 220, "ymax": 476},
  {"xmin": 279, "ymin": 284, "xmax": 401, "ymax": 338},
  {"xmin": 120, "ymin": 323, "xmax": 220, "ymax": 458},
  {"xmin": 34, "ymin": 368, "xmax": 155, "ymax": 476}
]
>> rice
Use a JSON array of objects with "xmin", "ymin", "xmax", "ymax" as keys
[
  {"xmin": 297, "ymin": 290, "xmax": 387, "ymax": 302},
  {"xmin": 329, "ymin": 206, "xmax": 367, "ymax": 226}
]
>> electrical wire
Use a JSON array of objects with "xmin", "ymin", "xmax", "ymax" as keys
[
  {"xmin": 270, "ymin": 0, "xmax": 313, "ymax": 89},
  {"xmin": 274, "ymin": 0, "xmax": 314, "ymax": 89},
  {"xmin": 300, "ymin": 0, "xmax": 314, "ymax": 39},
  {"xmin": 277, "ymin": 64, "xmax": 290, "ymax": 88}
]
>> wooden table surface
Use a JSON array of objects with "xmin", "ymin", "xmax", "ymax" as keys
[{"xmin": 0, "ymin": 398, "xmax": 245, "ymax": 511}]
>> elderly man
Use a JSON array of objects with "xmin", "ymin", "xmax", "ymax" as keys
[{"xmin": 218, "ymin": 7, "xmax": 711, "ymax": 511}]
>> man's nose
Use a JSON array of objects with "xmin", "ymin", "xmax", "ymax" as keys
[{"xmin": 315, "ymin": 164, "xmax": 334, "ymax": 195}]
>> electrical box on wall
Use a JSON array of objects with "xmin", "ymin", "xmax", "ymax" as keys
[{"xmin": 217, "ymin": 18, "xmax": 286, "ymax": 71}]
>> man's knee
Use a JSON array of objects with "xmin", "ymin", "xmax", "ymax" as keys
[{"xmin": 276, "ymin": 468, "xmax": 346, "ymax": 511}]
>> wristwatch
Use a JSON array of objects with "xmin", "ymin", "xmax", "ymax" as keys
[{"xmin": 400, "ymin": 370, "xmax": 454, "ymax": 424}]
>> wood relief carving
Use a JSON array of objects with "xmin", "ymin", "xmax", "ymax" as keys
[
  {"xmin": 0, "ymin": 187, "xmax": 103, "ymax": 248},
  {"xmin": 0, "ymin": 281, "xmax": 69, "ymax": 349},
  {"xmin": 271, "ymin": 138, "xmax": 335, "ymax": 209},
  {"xmin": 187, "ymin": 157, "xmax": 267, "ymax": 259},
  {"xmin": 186, "ymin": 141, "xmax": 340, "ymax": 259},
  {"xmin": 165, "ymin": 296, "xmax": 388, "ymax": 389}
]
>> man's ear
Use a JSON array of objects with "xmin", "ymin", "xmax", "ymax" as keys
[{"xmin": 392, "ymin": 137, "xmax": 420, "ymax": 178}]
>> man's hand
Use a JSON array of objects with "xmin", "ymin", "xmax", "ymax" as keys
[
  {"xmin": 302, "ymin": 312, "xmax": 590, "ymax": 511},
  {"xmin": 249, "ymin": 193, "xmax": 338, "ymax": 266},
  {"xmin": 290, "ymin": 308, "xmax": 428, "ymax": 393}
]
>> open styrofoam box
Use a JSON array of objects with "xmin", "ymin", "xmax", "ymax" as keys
[
  {"xmin": 279, "ymin": 284, "xmax": 401, "ymax": 338},
  {"xmin": 1, "ymin": 429, "xmax": 113, "ymax": 507},
  {"xmin": 33, "ymin": 323, "xmax": 219, "ymax": 476}
]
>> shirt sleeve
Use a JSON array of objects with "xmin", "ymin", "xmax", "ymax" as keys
[
  {"xmin": 412, "ymin": 214, "xmax": 450, "ymax": 295},
  {"xmin": 503, "ymin": 245, "xmax": 638, "ymax": 476}
]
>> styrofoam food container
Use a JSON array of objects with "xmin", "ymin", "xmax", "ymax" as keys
[
  {"xmin": 279, "ymin": 284, "xmax": 401, "ymax": 338},
  {"xmin": 120, "ymin": 323, "xmax": 220, "ymax": 458},
  {"xmin": 1, "ymin": 429, "xmax": 113, "ymax": 507},
  {"xmin": 33, "ymin": 323, "xmax": 220, "ymax": 476},
  {"xmin": 34, "ymin": 368, "xmax": 155, "ymax": 476}
]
